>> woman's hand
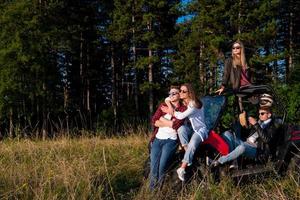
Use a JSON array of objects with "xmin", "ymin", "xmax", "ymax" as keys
[
  {"xmin": 215, "ymin": 86, "xmax": 224, "ymax": 95},
  {"xmin": 248, "ymin": 116, "xmax": 257, "ymax": 126},
  {"xmin": 157, "ymin": 116, "xmax": 173, "ymax": 128},
  {"xmin": 161, "ymin": 105, "xmax": 174, "ymax": 115}
]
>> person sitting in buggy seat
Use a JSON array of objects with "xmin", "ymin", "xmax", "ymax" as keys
[{"xmin": 212, "ymin": 106, "xmax": 281, "ymax": 167}]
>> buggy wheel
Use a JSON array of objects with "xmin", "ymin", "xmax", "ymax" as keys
[
  {"xmin": 281, "ymin": 142, "xmax": 300, "ymax": 179},
  {"xmin": 287, "ymin": 153, "xmax": 300, "ymax": 182},
  {"xmin": 168, "ymin": 157, "xmax": 210, "ymax": 187},
  {"xmin": 162, "ymin": 168, "xmax": 184, "ymax": 191},
  {"xmin": 290, "ymin": 155, "xmax": 300, "ymax": 172}
]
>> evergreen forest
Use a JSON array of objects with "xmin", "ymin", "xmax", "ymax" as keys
[{"xmin": 0, "ymin": 0, "xmax": 300, "ymax": 138}]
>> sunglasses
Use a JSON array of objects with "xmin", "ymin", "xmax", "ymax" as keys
[
  {"xmin": 259, "ymin": 112, "xmax": 268, "ymax": 116},
  {"xmin": 180, "ymin": 90, "xmax": 188, "ymax": 94},
  {"xmin": 232, "ymin": 46, "xmax": 241, "ymax": 50},
  {"xmin": 169, "ymin": 92, "xmax": 179, "ymax": 97}
]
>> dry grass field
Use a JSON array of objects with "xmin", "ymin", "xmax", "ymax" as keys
[{"xmin": 0, "ymin": 133, "xmax": 299, "ymax": 200}]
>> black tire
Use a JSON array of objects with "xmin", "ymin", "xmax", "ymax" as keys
[
  {"xmin": 287, "ymin": 153, "xmax": 300, "ymax": 178},
  {"xmin": 280, "ymin": 142, "xmax": 300, "ymax": 178}
]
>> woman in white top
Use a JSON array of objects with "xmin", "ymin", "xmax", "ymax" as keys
[{"xmin": 162, "ymin": 83, "xmax": 208, "ymax": 181}]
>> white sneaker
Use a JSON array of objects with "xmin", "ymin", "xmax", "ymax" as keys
[
  {"xmin": 177, "ymin": 167, "xmax": 185, "ymax": 181},
  {"xmin": 206, "ymin": 157, "xmax": 213, "ymax": 166},
  {"xmin": 229, "ymin": 160, "xmax": 238, "ymax": 169}
]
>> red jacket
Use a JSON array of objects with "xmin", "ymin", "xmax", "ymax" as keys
[{"xmin": 150, "ymin": 102, "xmax": 187, "ymax": 142}]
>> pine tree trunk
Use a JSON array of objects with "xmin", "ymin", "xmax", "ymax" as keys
[
  {"xmin": 147, "ymin": 21, "xmax": 153, "ymax": 117},
  {"xmin": 287, "ymin": 1, "xmax": 294, "ymax": 80},
  {"xmin": 132, "ymin": 9, "xmax": 139, "ymax": 116},
  {"xmin": 87, "ymin": 79, "xmax": 90, "ymax": 108},
  {"xmin": 9, "ymin": 108, "xmax": 13, "ymax": 138},
  {"xmin": 265, "ymin": 44, "xmax": 272, "ymax": 79},
  {"xmin": 80, "ymin": 31, "xmax": 85, "ymax": 111},
  {"xmin": 64, "ymin": 86, "xmax": 68, "ymax": 109},
  {"xmin": 87, "ymin": 45, "xmax": 91, "ymax": 112},
  {"xmin": 111, "ymin": 46, "xmax": 118, "ymax": 132},
  {"xmin": 238, "ymin": 0, "xmax": 242, "ymax": 34},
  {"xmin": 63, "ymin": 64, "xmax": 69, "ymax": 134},
  {"xmin": 36, "ymin": 97, "xmax": 39, "ymax": 137},
  {"xmin": 148, "ymin": 48, "xmax": 154, "ymax": 117},
  {"xmin": 210, "ymin": 62, "xmax": 216, "ymax": 93},
  {"xmin": 42, "ymin": 82, "xmax": 47, "ymax": 140},
  {"xmin": 63, "ymin": 53, "xmax": 69, "ymax": 111},
  {"xmin": 199, "ymin": 42, "xmax": 205, "ymax": 91}
]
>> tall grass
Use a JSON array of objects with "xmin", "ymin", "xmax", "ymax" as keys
[
  {"xmin": 0, "ymin": 134, "xmax": 299, "ymax": 200},
  {"xmin": 136, "ymin": 171, "xmax": 300, "ymax": 200},
  {"xmin": 0, "ymin": 135, "xmax": 148, "ymax": 199}
]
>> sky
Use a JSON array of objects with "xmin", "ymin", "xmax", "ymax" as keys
[{"xmin": 177, "ymin": 0, "xmax": 194, "ymax": 23}]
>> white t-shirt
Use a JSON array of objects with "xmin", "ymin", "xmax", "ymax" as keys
[{"xmin": 156, "ymin": 113, "xmax": 177, "ymax": 140}]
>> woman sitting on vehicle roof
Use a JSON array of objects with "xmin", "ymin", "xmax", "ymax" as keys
[{"xmin": 216, "ymin": 40, "xmax": 253, "ymax": 113}]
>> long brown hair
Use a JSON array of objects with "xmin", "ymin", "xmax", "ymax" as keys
[
  {"xmin": 231, "ymin": 40, "xmax": 247, "ymax": 69},
  {"xmin": 181, "ymin": 83, "xmax": 202, "ymax": 109}
]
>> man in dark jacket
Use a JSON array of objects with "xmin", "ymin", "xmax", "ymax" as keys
[{"xmin": 212, "ymin": 106, "xmax": 281, "ymax": 166}]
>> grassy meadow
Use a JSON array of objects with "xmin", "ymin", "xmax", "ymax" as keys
[{"xmin": 0, "ymin": 132, "xmax": 299, "ymax": 200}]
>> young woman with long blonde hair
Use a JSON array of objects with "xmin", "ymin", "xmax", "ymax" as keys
[{"xmin": 216, "ymin": 40, "xmax": 252, "ymax": 95}]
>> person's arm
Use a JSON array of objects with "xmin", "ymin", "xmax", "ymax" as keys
[
  {"xmin": 156, "ymin": 115, "xmax": 186, "ymax": 130},
  {"xmin": 164, "ymin": 97, "xmax": 174, "ymax": 115},
  {"xmin": 174, "ymin": 104, "xmax": 197, "ymax": 120},
  {"xmin": 154, "ymin": 117, "xmax": 173, "ymax": 128},
  {"xmin": 249, "ymin": 117, "xmax": 273, "ymax": 143},
  {"xmin": 151, "ymin": 104, "xmax": 164, "ymax": 127},
  {"xmin": 221, "ymin": 58, "xmax": 231, "ymax": 87},
  {"xmin": 216, "ymin": 58, "xmax": 231, "ymax": 95},
  {"xmin": 156, "ymin": 105, "xmax": 187, "ymax": 129},
  {"xmin": 172, "ymin": 105, "xmax": 187, "ymax": 130}
]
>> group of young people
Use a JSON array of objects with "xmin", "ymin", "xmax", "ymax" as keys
[{"xmin": 148, "ymin": 40, "xmax": 278, "ymax": 190}]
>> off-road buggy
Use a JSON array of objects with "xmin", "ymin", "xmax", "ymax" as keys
[{"xmin": 144, "ymin": 84, "xmax": 300, "ymax": 186}]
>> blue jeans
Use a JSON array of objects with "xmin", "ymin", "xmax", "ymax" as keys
[
  {"xmin": 182, "ymin": 127, "xmax": 208, "ymax": 165},
  {"xmin": 177, "ymin": 125, "xmax": 193, "ymax": 147},
  {"xmin": 218, "ymin": 131, "xmax": 256, "ymax": 164},
  {"xmin": 222, "ymin": 131, "xmax": 237, "ymax": 151},
  {"xmin": 150, "ymin": 138, "xmax": 177, "ymax": 190}
]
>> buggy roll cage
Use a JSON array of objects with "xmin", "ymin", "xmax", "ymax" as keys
[{"xmin": 222, "ymin": 84, "xmax": 287, "ymax": 123}]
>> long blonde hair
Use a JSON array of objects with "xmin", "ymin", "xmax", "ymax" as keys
[{"xmin": 231, "ymin": 40, "xmax": 247, "ymax": 69}]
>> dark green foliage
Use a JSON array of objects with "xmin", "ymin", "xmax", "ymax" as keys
[
  {"xmin": 0, "ymin": 0, "xmax": 299, "ymax": 137},
  {"xmin": 276, "ymin": 83, "xmax": 300, "ymax": 123},
  {"xmin": 0, "ymin": 1, "xmax": 65, "ymax": 136}
]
